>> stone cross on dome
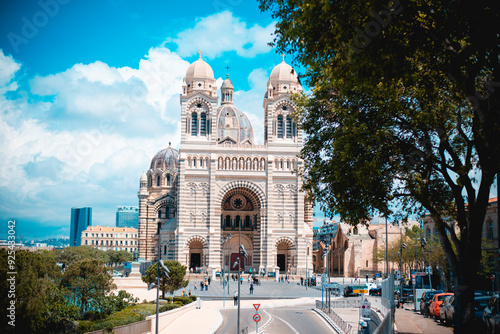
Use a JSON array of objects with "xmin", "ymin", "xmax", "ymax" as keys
[
  {"xmin": 225, "ymin": 65, "xmax": 230, "ymax": 77},
  {"xmin": 198, "ymin": 50, "xmax": 203, "ymax": 58},
  {"xmin": 281, "ymin": 53, "xmax": 285, "ymax": 62}
]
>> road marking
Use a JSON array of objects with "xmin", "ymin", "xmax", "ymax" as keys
[
  {"xmin": 263, "ymin": 310, "xmax": 300, "ymax": 334},
  {"xmin": 399, "ymin": 314, "xmax": 423, "ymax": 333}
]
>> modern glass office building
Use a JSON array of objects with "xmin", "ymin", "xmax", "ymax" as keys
[
  {"xmin": 116, "ymin": 206, "xmax": 139, "ymax": 229},
  {"xmin": 70, "ymin": 207, "xmax": 92, "ymax": 246}
]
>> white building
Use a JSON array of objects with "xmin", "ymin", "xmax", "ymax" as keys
[
  {"xmin": 81, "ymin": 226, "xmax": 138, "ymax": 253},
  {"xmin": 138, "ymin": 54, "xmax": 313, "ymax": 275}
]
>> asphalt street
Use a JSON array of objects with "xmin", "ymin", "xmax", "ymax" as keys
[{"xmin": 216, "ymin": 305, "xmax": 336, "ymax": 334}]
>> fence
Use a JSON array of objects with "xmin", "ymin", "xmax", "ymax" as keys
[{"xmin": 316, "ymin": 300, "xmax": 354, "ymax": 334}]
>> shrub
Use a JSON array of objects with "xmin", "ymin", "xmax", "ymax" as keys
[
  {"xmin": 83, "ymin": 310, "xmax": 105, "ymax": 321},
  {"xmin": 189, "ymin": 295, "xmax": 197, "ymax": 301},
  {"xmin": 173, "ymin": 296, "xmax": 193, "ymax": 305},
  {"xmin": 159, "ymin": 303, "xmax": 181, "ymax": 312}
]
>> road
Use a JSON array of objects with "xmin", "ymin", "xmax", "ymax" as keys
[
  {"xmin": 395, "ymin": 306, "xmax": 453, "ymax": 334},
  {"xmin": 215, "ymin": 304, "xmax": 335, "ymax": 334}
]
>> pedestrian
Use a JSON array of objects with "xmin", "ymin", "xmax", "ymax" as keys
[
  {"xmin": 205, "ymin": 279, "xmax": 208, "ymax": 291},
  {"xmin": 208, "ymin": 277, "xmax": 211, "ymax": 285},
  {"xmin": 188, "ymin": 290, "xmax": 192, "ymax": 296},
  {"xmin": 250, "ymin": 283, "xmax": 254, "ymax": 294},
  {"xmin": 201, "ymin": 281, "xmax": 204, "ymax": 291},
  {"xmin": 240, "ymin": 276, "xmax": 243, "ymax": 284},
  {"xmin": 233, "ymin": 290, "xmax": 238, "ymax": 306},
  {"xmin": 248, "ymin": 275, "xmax": 251, "ymax": 283},
  {"xmin": 194, "ymin": 282, "xmax": 197, "ymax": 290}
]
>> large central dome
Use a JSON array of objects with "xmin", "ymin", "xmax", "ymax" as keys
[
  {"xmin": 150, "ymin": 144, "xmax": 179, "ymax": 171},
  {"xmin": 217, "ymin": 105, "xmax": 254, "ymax": 145}
]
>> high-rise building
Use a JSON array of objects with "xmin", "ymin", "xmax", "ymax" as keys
[
  {"xmin": 116, "ymin": 206, "xmax": 139, "ymax": 229},
  {"xmin": 70, "ymin": 207, "xmax": 92, "ymax": 247}
]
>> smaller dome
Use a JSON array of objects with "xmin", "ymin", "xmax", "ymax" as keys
[
  {"xmin": 150, "ymin": 143, "xmax": 179, "ymax": 171},
  {"xmin": 221, "ymin": 75, "xmax": 234, "ymax": 89},
  {"xmin": 185, "ymin": 54, "xmax": 215, "ymax": 80},
  {"xmin": 269, "ymin": 58, "xmax": 298, "ymax": 83},
  {"xmin": 140, "ymin": 172, "xmax": 147, "ymax": 182}
]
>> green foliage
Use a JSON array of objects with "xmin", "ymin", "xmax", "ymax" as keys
[
  {"xmin": 159, "ymin": 303, "xmax": 182, "ymax": 312},
  {"xmin": 0, "ymin": 249, "xmax": 79, "ymax": 334},
  {"xmin": 173, "ymin": 296, "xmax": 193, "ymax": 305},
  {"xmin": 142, "ymin": 261, "xmax": 189, "ymax": 299},
  {"xmin": 78, "ymin": 304, "xmax": 152, "ymax": 332},
  {"xmin": 259, "ymin": 1, "xmax": 499, "ymax": 331},
  {"xmin": 54, "ymin": 246, "xmax": 109, "ymax": 266},
  {"xmin": 62, "ymin": 259, "xmax": 116, "ymax": 318},
  {"xmin": 106, "ymin": 250, "xmax": 133, "ymax": 266}
]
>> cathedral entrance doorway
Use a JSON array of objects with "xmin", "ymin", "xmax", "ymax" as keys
[
  {"xmin": 220, "ymin": 185, "xmax": 262, "ymax": 270},
  {"xmin": 188, "ymin": 239, "xmax": 204, "ymax": 270},
  {"xmin": 277, "ymin": 254, "xmax": 286, "ymax": 273},
  {"xmin": 190, "ymin": 253, "xmax": 201, "ymax": 269}
]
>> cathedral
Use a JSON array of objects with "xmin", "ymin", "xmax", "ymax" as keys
[{"xmin": 137, "ymin": 53, "xmax": 313, "ymax": 276}]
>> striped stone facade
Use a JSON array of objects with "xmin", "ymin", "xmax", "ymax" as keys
[{"xmin": 138, "ymin": 55, "xmax": 313, "ymax": 276}]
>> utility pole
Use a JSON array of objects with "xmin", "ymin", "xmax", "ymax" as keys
[
  {"xmin": 385, "ymin": 216, "xmax": 389, "ymax": 278},
  {"xmin": 237, "ymin": 219, "xmax": 241, "ymax": 334},
  {"xmin": 156, "ymin": 221, "xmax": 161, "ymax": 334}
]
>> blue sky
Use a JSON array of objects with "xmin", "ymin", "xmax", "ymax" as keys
[{"xmin": 0, "ymin": 0, "xmax": 331, "ymax": 240}]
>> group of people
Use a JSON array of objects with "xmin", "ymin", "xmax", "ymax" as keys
[
  {"xmin": 278, "ymin": 275, "xmax": 294, "ymax": 283},
  {"xmin": 181, "ymin": 290, "xmax": 192, "ymax": 297},
  {"xmin": 194, "ymin": 276, "xmax": 211, "ymax": 291}
]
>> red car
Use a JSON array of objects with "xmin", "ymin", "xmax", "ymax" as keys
[{"xmin": 429, "ymin": 292, "xmax": 454, "ymax": 320}]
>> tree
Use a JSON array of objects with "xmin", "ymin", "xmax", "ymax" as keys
[
  {"xmin": 260, "ymin": 1, "xmax": 499, "ymax": 332},
  {"xmin": 141, "ymin": 261, "xmax": 189, "ymax": 299},
  {"xmin": 0, "ymin": 249, "xmax": 79, "ymax": 334},
  {"xmin": 62, "ymin": 259, "xmax": 116, "ymax": 318},
  {"xmin": 54, "ymin": 246, "xmax": 109, "ymax": 267}
]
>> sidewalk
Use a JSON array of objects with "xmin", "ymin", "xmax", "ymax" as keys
[{"xmin": 394, "ymin": 304, "xmax": 453, "ymax": 334}]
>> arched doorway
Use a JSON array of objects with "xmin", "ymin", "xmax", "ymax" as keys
[
  {"xmin": 219, "ymin": 186, "xmax": 261, "ymax": 272},
  {"xmin": 276, "ymin": 237, "xmax": 295, "ymax": 274},
  {"xmin": 186, "ymin": 236, "xmax": 207, "ymax": 271}
]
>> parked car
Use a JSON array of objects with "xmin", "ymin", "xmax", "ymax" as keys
[
  {"xmin": 474, "ymin": 295, "xmax": 493, "ymax": 332},
  {"xmin": 439, "ymin": 295, "xmax": 454, "ymax": 325},
  {"xmin": 369, "ymin": 287, "xmax": 382, "ymax": 296},
  {"xmin": 429, "ymin": 292, "xmax": 453, "ymax": 320},
  {"xmin": 401, "ymin": 288, "xmax": 414, "ymax": 303},
  {"xmin": 482, "ymin": 295, "xmax": 499, "ymax": 334},
  {"xmin": 420, "ymin": 290, "xmax": 443, "ymax": 316}
]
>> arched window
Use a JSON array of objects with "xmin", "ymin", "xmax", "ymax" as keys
[
  {"xmin": 286, "ymin": 115, "xmax": 293, "ymax": 138},
  {"xmin": 245, "ymin": 216, "xmax": 251, "ymax": 228},
  {"xmin": 164, "ymin": 245, "xmax": 167, "ymax": 255},
  {"xmin": 148, "ymin": 176, "xmax": 152, "ymax": 188},
  {"xmin": 225, "ymin": 215, "xmax": 231, "ymax": 228},
  {"xmin": 235, "ymin": 215, "xmax": 241, "ymax": 228},
  {"xmin": 156, "ymin": 175, "xmax": 161, "ymax": 186},
  {"xmin": 191, "ymin": 112, "xmax": 198, "ymax": 136},
  {"xmin": 166, "ymin": 174, "xmax": 171, "ymax": 186},
  {"xmin": 200, "ymin": 112, "xmax": 207, "ymax": 136},
  {"xmin": 277, "ymin": 115, "xmax": 284, "ymax": 138},
  {"xmin": 158, "ymin": 210, "xmax": 162, "ymax": 218},
  {"xmin": 189, "ymin": 213, "xmax": 193, "ymax": 222}
]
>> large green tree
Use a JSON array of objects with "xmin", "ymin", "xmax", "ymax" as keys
[
  {"xmin": 260, "ymin": 1, "xmax": 499, "ymax": 332},
  {"xmin": 61, "ymin": 259, "xmax": 116, "ymax": 318},
  {"xmin": 142, "ymin": 261, "xmax": 189, "ymax": 299},
  {"xmin": 0, "ymin": 249, "xmax": 79, "ymax": 333}
]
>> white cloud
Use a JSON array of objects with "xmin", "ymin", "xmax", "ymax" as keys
[
  {"xmin": 0, "ymin": 50, "xmax": 21, "ymax": 93},
  {"xmin": 172, "ymin": 11, "xmax": 275, "ymax": 59}
]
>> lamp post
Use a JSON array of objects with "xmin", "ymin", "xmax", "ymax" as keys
[
  {"xmin": 155, "ymin": 221, "xmax": 161, "ymax": 334},
  {"xmin": 385, "ymin": 216, "xmax": 389, "ymax": 278}
]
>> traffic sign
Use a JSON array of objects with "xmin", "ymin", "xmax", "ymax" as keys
[
  {"xmin": 361, "ymin": 298, "xmax": 371, "ymax": 316},
  {"xmin": 491, "ymin": 274, "xmax": 496, "ymax": 282},
  {"xmin": 326, "ymin": 283, "xmax": 339, "ymax": 289},
  {"xmin": 253, "ymin": 314, "xmax": 261, "ymax": 322},
  {"xmin": 253, "ymin": 304, "xmax": 260, "ymax": 311}
]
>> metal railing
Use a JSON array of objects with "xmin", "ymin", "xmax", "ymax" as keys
[{"xmin": 316, "ymin": 300, "xmax": 354, "ymax": 334}]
